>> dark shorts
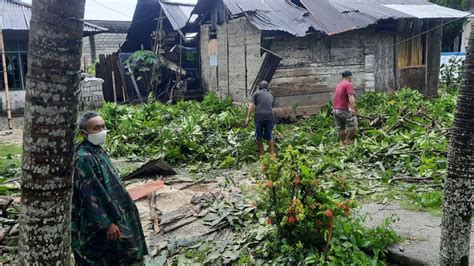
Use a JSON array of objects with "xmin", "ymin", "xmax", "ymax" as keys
[
  {"xmin": 333, "ymin": 109, "xmax": 358, "ymax": 131},
  {"xmin": 255, "ymin": 120, "xmax": 274, "ymax": 141}
]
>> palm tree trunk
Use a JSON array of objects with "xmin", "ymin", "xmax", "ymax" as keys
[
  {"xmin": 439, "ymin": 23, "xmax": 474, "ymax": 265},
  {"xmin": 18, "ymin": 0, "xmax": 85, "ymax": 264}
]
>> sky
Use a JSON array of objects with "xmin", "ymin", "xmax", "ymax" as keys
[{"xmin": 21, "ymin": 0, "xmax": 198, "ymax": 21}]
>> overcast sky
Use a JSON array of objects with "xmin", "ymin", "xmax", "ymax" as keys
[{"xmin": 22, "ymin": 0, "xmax": 198, "ymax": 21}]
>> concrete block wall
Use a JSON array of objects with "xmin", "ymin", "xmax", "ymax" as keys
[
  {"xmin": 79, "ymin": 78, "xmax": 105, "ymax": 110},
  {"xmin": 82, "ymin": 33, "xmax": 127, "ymax": 69},
  {"xmin": 200, "ymin": 18, "xmax": 263, "ymax": 102},
  {"xmin": 1, "ymin": 90, "xmax": 25, "ymax": 112},
  {"xmin": 0, "ymin": 78, "xmax": 105, "ymax": 113}
]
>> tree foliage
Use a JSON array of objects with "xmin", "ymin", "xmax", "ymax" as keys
[{"xmin": 429, "ymin": 0, "xmax": 469, "ymax": 51}]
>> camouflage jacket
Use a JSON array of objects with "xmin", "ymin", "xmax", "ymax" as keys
[{"xmin": 71, "ymin": 141, "xmax": 148, "ymax": 265}]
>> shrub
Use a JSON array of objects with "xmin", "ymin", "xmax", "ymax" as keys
[{"xmin": 258, "ymin": 146, "xmax": 399, "ymax": 263}]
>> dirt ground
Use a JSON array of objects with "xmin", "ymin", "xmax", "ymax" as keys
[
  {"xmin": 0, "ymin": 115, "xmax": 23, "ymax": 146},
  {"xmin": 118, "ymin": 164, "xmax": 257, "ymax": 263}
]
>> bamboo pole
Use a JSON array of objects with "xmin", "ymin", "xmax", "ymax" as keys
[
  {"xmin": 111, "ymin": 71, "xmax": 117, "ymax": 103},
  {"xmin": 0, "ymin": 23, "xmax": 12, "ymax": 129}
]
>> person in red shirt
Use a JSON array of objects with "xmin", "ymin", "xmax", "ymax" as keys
[{"xmin": 333, "ymin": 70, "xmax": 357, "ymax": 145}]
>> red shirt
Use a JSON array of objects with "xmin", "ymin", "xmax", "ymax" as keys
[{"xmin": 333, "ymin": 80, "xmax": 354, "ymax": 110}]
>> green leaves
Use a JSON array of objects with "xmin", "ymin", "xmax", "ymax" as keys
[{"xmin": 99, "ymin": 93, "xmax": 253, "ymax": 167}]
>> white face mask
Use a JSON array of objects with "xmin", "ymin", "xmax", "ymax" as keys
[{"xmin": 87, "ymin": 130, "xmax": 107, "ymax": 146}]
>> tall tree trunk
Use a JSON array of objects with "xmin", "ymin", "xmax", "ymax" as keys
[
  {"xmin": 439, "ymin": 24, "xmax": 474, "ymax": 265},
  {"xmin": 18, "ymin": 0, "xmax": 85, "ymax": 264}
]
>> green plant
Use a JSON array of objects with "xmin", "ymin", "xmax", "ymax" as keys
[
  {"xmin": 257, "ymin": 147, "xmax": 399, "ymax": 264},
  {"xmin": 0, "ymin": 143, "xmax": 21, "ymax": 180},
  {"xmin": 86, "ymin": 63, "xmax": 96, "ymax": 76},
  {"xmin": 440, "ymin": 57, "xmax": 463, "ymax": 92},
  {"xmin": 124, "ymin": 50, "xmax": 161, "ymax": 92},
  {"xmin": 99, "ymin": 93, "xmax": 255, "ymax": 167},
  {"xmin": 403, "ymin": 186, "xmax": 444, "ymax": 214}
]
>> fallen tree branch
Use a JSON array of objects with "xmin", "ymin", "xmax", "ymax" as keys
[
  {"xmin": 391, "ymin": 176, "xmax": 436, "ymax": 184},
  {"xmin": 179, "ymin": 178, "xmax": 208, "ymax": 190},
  {"xmin": 403, "ymin": 118, "xmax": 426, "ymax": 128},
  {"xmin": 1, "ymin": 198, "xmax": 13, "ymax": 218},
  {"xmin": 386, "ymin": 111, "xmax": 414, "ymax": 134}
]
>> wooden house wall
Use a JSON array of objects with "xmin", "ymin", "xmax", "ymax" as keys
[
  {"xmin": 269, "ymin": 31, "xmax": 396, "ymax": 117},
  {"xmin": 199, "ymin": 16, "xmax": 441, "ymax": 118}
]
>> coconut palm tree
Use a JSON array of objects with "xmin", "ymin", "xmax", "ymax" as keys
[
  {"xmin": 439, "ymin": 23, "xmax": 474, "ymax": 265},
  {"xmin": 17, "ymin": 0, "xmax": 85, "ymax": 264}
]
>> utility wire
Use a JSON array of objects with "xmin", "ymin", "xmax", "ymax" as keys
[{"xmin": 89, "ymin": 0, "xmax": 133, "ymax": 20}]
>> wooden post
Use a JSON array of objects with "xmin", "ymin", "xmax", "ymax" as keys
[
  {"xmin": 115, "ymin": 57, "xmax": 129, "ymax": 102},
  {"xmin": 0, "ymin": 23, "xmax": 12, "ymax": 129},
  {"xmin": 111, "ymin": 71, "xmax": 117, "ymax": 103},
  {"xmin": 127, "ymin": 66, "xmax": 144, "ymax": 103},
  {"xmin": 121, "ymin": 85, "xmax": 126, "ymax": 102},
  {"xmin": 425, "ymin": 18, "xmax": 443, "ymax": 98}
]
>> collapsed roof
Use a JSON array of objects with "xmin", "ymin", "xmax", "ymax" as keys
[{"xmin": 122, "ymin": 0, "xmax": 197, "ymax": 52}]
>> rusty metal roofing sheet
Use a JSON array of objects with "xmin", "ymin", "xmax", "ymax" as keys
[
  {"xmin": 0, "ymin": 0, "xmax": 106, "ymax": 32},
  {"xmin": 223, "ymin": 0, "xmax": 315, "ymax": 36},
  {"xmin": 302, "ymin": 0, "xmax": 357, "ymax": 35},
  {"xmin": 160, "ymin": 2, "xmax": 195, "ymax": 30}
]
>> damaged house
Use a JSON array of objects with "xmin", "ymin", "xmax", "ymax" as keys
[
  {"xmin": 193, "ymin": 0, "xmax": 469, "ymax": 117},
  {"xmin": 97, "ymin": 0, "xmax": 202, "ymax": 104}
]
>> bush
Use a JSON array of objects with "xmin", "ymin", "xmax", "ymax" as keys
[
  {"xmin": 258, "ymin": 147, "xmax": 399, "ymax": 264},
  {"xmin": 440, "ymin": 57, "xmax": 463, "ymax": 92}
]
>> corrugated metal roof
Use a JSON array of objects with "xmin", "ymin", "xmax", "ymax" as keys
[
  {"xmin": 0, "ymin": 0, "xmax": 106, "ymax": 33},
  {"xmin": 331, "ymin": 2, "xmax": 413, "ymax": 20},
  {"xmin": 201, "ymin": 0, "xmax": 470, "ymax": 37},
  {"xmin": 160, "ymin": 2, "xmax": 195, "ymax": 30},
  {"xmin": 302, "ymin": 0, "xmax": 470, "ymax": 35},
  {"xmin": 223, "ymin": 0, "xmax": 316, "ymax": 36},
  {"xmin": 302, "ymin": 0, "xmax": 357, "ymax": 35},
  {"xmin": 383, "ymin": 4, "xmax": 470, "ymax": 19},
  {"xmin": 332, "ymin": 0, "xmax": 428, "ymax": 4},
  {"xmin": 224, "ymin": 0, "xmax": 271, "ymax": 15}
]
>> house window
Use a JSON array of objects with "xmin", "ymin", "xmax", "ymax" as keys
[
  {"xmin": 397, "ymin": 36, "xmax": 423, "ymax": 67},
  {"xmin": 0, "ymin": 41, "xmax": 28, "ymax": 91},
  {"xmin": 397, "ymin": 20, "xmax": 424, "ymax": 68}
]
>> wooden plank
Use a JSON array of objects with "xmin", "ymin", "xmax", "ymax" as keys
[
  {"xmin": 398, "ymin": 66, "xmax": 426, "ymax": 92},
  {"xmin": 271, "ymin": 84, "xmax": 332, "ymax": 97},
  {"xmin": 127, "ymin": 65, "xmax": 144, "ymax": 103},
  {"xmin": 127, "ymin": 180, "xmax": 165, "ymax": 201},
  {"xmin": 274, "ymin": 104, "xmax": 323, "ymax": 119},
  {"xmin": 275, "ymin": 92, "xmax": 333, "ymax": 108},
  {"xmin": 115, "ymin": 55, "xmax": 129, "ymax": 102}
]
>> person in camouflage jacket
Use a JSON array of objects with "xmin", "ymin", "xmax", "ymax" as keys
[{"xmin": 72, "ymin": 112, "xmax": 148, "ymax": 265}]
